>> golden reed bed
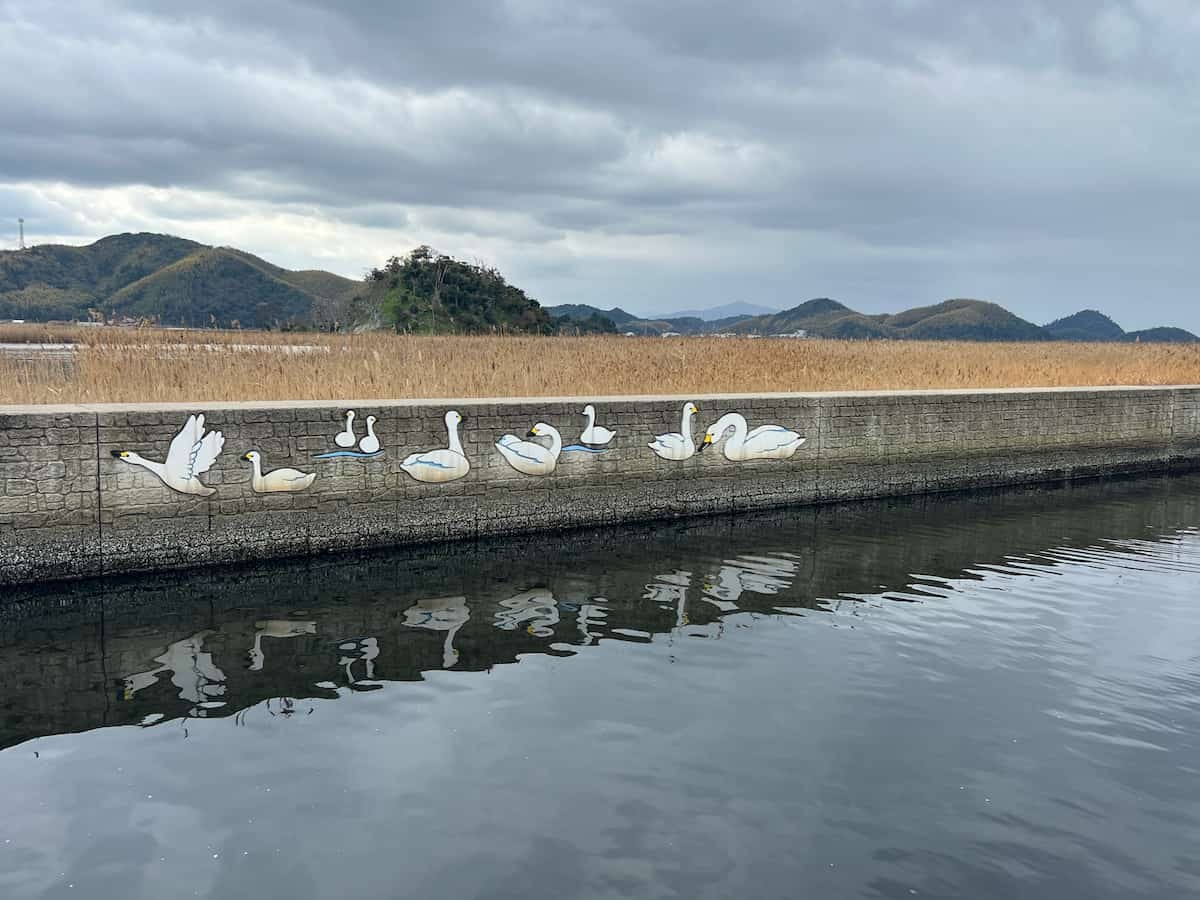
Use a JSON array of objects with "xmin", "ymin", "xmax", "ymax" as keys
[{"xmin": 1, "ymin": 325, "xmax": 1198, "ymax": 405}]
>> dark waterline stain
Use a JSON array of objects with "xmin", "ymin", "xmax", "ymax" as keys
[{"xmin": 1, "ymin": 475, "xmax": 1199, "ymax": 899}]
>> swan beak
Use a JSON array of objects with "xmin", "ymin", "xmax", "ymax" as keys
[
  {"xmin": 110, "ymin": 450, "xmax": 127, "ymax": 459},
  {"xmin": 699, "ymin": 434, "xmax": 713, "ymax": 451},
  {"xmin": 527, "ymin": 427, "xmax": 539, "ymax": 437},
  {"xmin": 241, "ymin": 452, "xmax": 251, "ymax": 461}
]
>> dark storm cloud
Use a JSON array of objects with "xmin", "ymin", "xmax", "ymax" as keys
[{"xmin": 2, "ymin": 0, "xmax": 1199, "ymax": 329}]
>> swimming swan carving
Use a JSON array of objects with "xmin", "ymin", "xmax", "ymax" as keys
[
  {"xmin": 111, "ymin": 414, "xmax": 224, "ymax": 496},
  {"xmin": 241, "ymin": 451, "xmax": 317, "ymax": 493},
  {"xmin": 334, "ymin": 410, "xmax": 357, "ymax": 448},
  {"xmin": 700, "ymin": 412, "xmax": 806, "ymax": 461},
  {"xmin": 358, "ymin": 415, "xmax": 381, "ymax": 454},
  {"xmin": 648, "ymin": 401, "xmax": 699, "ymax": 461},
  {"xmin": 496, "ymin": 422, "xmax": 562, "ymax": 475},
  {"xmin": 579, "ymin": 404, "xmax": 616, "ymax": 446},
  {"xmin": 401, "ymin": 410, "xmax": 470, "ymax": 483}
]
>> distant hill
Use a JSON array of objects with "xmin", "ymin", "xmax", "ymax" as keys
[
  {"xmin": 1040, "ymin": 310, "xmax": 1198, "ymax": 344},
  {"xmin": 662, "ymin": 301, "xmax": 780, "ymax": 321},
  {"xmin": 545, "ymin": 304, "xmax": 640, "ymax": 326},
  {"xmin": 1126, "ymin": 327, "xmax": 1199, "ymax": 343},
  {"xmin": 0, "ymin": 232, "xmax": 358, "ymax": 328},
  {"xmin": 729, "ymin": 298, "xmax": 1047, "ymax": 341},
  {"xmin": 353, "ymin": 246, "xmax": 555, "ymax": 334},
  {"xmin": 1044, "ymin": 310, "xmax": 1127, "ymax": 342}
]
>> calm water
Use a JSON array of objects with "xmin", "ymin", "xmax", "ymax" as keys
[{"xmin": 2, "ymin": 475, "xmax": 1200, "ymax": 899}]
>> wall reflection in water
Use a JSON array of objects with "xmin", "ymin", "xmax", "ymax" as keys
[{"xmin": 2, "ymin": 474, "xmax": 1199, "ymax": 750}]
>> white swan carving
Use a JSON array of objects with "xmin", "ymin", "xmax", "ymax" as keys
[
  {"xmin": 402, "ymin": 410, "xmax": 470, "ymax": 483},
  {"xmin": 241, "ymin": 451, "xmax": 316, "ymax": 493},
  {"xmin": 334, "ymin": 410, "xmax": 357, "ymax": 448},
  {"xmin": 579, "ymin": 404, "xmax": 616, "ymax": 446},
  {"xmin": 496, "ymin": 422, "xmax": 561, "ymax": 475},
  {"xmin": 700, "ymin": 412, "xmax": 806, "ymax": 461},
  {"xmin": 358, "ymin": 415, "xmax": 381, "ymax": 454},
  {"xmin": 111, "ymin": 414, "xmax": 224, "ymax": 496},
  {"xmin": 648, "ymin": 401, "xmax": 698, "ymax": 461}
]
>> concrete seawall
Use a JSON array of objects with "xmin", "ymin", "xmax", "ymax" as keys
[{"xmin": 2, "ymin": 386, "xmax": 1198, "ymax": 585}]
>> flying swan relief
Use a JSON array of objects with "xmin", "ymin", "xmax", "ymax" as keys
[
  {"xmin": 401, "ymin": 410, "xmax": 471, "ymax": 483},
  {"xmin": 648, "ymin": 401, "xmax": 699, "ymax": 461},
  {"xmin": 111, "ymin": 414, "xmax": 225, "ymax": 496},
  {"xmin": 699, "ymin": 412, "xmax": 806, "ymax": 461}
]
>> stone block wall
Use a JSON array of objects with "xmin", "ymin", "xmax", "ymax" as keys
[{"xmin": 1, "ymin": 386, "xmax": 1198, "ymax": 585}]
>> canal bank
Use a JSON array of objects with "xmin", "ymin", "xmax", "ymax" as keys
[{"xmin": 1, "ymin": 386, "xmax": 1198, "ymax": 585}]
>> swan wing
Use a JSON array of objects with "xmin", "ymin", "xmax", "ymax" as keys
[
  {"xmin": 189, "ymin": 429, "xmax": 225, "ymax": 477},
  {"xmin": 496, "ymin": 437, "xmax": 547, "ymax": 464},
  {"xmin": 745, "ymin": 425, "xmax": 805, "ymax": 453},
  {"xmin": 651, "ymin": 431, "xmax": 683, "ymax": 449},
  {"xmin": 403, "ymin": 449, "xmax": 461, "ymax": 471},
  {"xmin": 164, "ymin": 414, "xmax": 202, "ymax": 475}
]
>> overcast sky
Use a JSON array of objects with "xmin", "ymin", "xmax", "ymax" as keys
[{"xmin": 3, "ymin": 1, "xmax": 1199, "ymax": 329}]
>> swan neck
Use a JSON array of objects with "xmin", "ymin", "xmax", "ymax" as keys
[
  {"xmin": 447, "ymin": 418, "xmax": 463, "ymax": 455},
  {"xmin": 681, "ymin": 406, "xmax": 694, "ymax": 431},
  {"xmin": 724, "ymin": 413, "xmax": 748, "ymax": 447},
  {"xmin": 544, "ymin": 426, "xmax": 562, "ymax": 455},
  {"xmin": 365, "ymin": 419, "xmax": 376, "ymax": 437},
  {"xmin": 584, "ymin": 407, "xmax": 595, "ymax": 427},
  {"xmin": 129, "ymin": 454, "xmax": 167, "ymax": 479}
]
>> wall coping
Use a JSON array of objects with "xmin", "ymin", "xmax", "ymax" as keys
[{"xmin": 2, "ymin": 384, "xmax": 1199, "ymax": 416}]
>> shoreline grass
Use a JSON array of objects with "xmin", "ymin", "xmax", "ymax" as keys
[{"xmin": 1, "ymin": 325, "xmax": 1198, "ymax": 405}]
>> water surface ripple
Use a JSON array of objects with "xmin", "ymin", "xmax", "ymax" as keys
[{"xmin": 2, "ymin": 475, "xmax": 1199, "ymax": 899}]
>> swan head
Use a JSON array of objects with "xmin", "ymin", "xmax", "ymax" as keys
[
  {"xmin": 444, "ymin": 410, "xmax": 462, "ymax": 427},
  {"xmin": 344, "ymin": 410, "xmax": 355, "ymax": 421},
  {"xmin": 699, "ymin": 413, "xmax": 737, "ymax": 451},
  {"xmin": 684, "ymin": 401, "xmax": 699, "ymax": 416},
  {"xmin": 110, "ymin": 450, "xmax": 132, "ymax": 460},
  {"xmin": 241, "ymin": 451, "xmax": 261, "ymax": 464},
  {"xmin": 366, "ymin": 415, "xmax": 377, "ymax": 427},
  {"xmin": 527, "ymin": 421, "xmax": 555, "ymax": 438},
  {"xmin": 582, "ymin": 404, "xmax": 595, "ymax": 417}
]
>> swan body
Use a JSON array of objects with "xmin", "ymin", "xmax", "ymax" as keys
[
  {"xmin": 358, "ymin": 415, "xmax": 381, "ymax": 454},
  {"xmin": 579, "ymin": 404, "xmax": 616, "ymax": 446},
  {"xmin": 700, "ymin": 412, "xmax": 806, "ymax": 461},
  {"xmin": 241, "ymin": 451, "xmax": 316, "ymax": 493},
  {"xmin": 648, "ymin": 401, "xmax": 699, "ymax": 461},
  {"xmin": 334, "ymin": 410, "xmax": 357, "ymax": 448},
  {"xmin": 496, "ymin": 422, "xmax": 561, "ymax": 475},
  {"xmin": 111, "ymin": 414, "xmax": 224, "ymax": 496},
  {"xmin": 402, "ymin": 410, "xmax": 470, "ymax": 483}
]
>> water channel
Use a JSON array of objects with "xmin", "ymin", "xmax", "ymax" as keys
[{"xmin": 2, "ymin": 474, "xmax": 1199, "ymax": 899}]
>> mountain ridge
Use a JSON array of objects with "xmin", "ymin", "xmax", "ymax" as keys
[{"xmin": 2, "ymin": 233, "xmax": 1196, "ymax": 341}]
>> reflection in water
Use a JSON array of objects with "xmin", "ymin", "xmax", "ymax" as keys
[
  {"xmin": 336, "ymin": 636, "xmax": 381, "ymax": 689},
  {"xmin": 3, "ymin": 474, "xmax": 1200, "ymax": 900},
  {"xmin": 402, "ymin": 595, "xmax": 469, "ymax": 667},
  {"xmin": 123, "ymin": 630, "xmax": 227, "ymax": 715},
  {"xmin": 247, "ymin": 619, "xmax": 317, "ymax": 671},
  {"xmin": 494, "ymin": 587, "xmax": 561, "ymax": 637}
]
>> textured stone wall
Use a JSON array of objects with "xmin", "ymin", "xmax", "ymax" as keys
[{"xmin": 1, "ymin": 386, "xmax": 1198, "ymax": 585}]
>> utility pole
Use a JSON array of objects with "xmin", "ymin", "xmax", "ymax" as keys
[{"xmin": 18, "ymin": 218, "xmax": 25, "ymax": 250}]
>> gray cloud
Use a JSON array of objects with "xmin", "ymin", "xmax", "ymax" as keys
[{"xmin": 2, "ymin": 0, "xmax": 1199, "ymax": 330}]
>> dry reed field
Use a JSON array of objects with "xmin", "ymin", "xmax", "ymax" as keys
[{"xmin": 1, "ymin": 325, "xmax": 1198, "ymax": 405}]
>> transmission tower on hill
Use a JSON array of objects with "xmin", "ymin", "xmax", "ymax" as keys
[{"xmin": 18, "ymin": 218, "xmax": 25, "ymax": 250}]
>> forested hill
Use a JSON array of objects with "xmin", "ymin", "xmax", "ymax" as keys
[{"xmin": 0, "ymin": 233, "xmax": 359, "ymax": 329}]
